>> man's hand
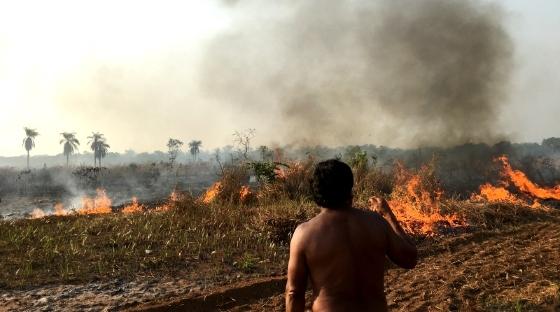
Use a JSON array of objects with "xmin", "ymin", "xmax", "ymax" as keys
[
  {"xmin": 368, "ymin": 196, "xmax": 392, "ymax": 217},
  {"xmin": 368, "ymin": 196, "xmax": 418, "ymax": 269}
]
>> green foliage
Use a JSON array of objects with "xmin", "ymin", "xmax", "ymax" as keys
[
  {"xmin": 249, "ymin": 161, "xmax": 287, "ymax": 183},
  {"xmin": 238, "ymin": 254, "xmax": 258, "ymax": 273},
  {"xmin": 350, "ymin": 150, "xmax": 369, "ymax": 169}
]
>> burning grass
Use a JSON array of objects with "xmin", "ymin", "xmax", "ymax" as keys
[
  {"xmin": 2, "ymin": 193, "xmax": 558, "ymax": 291},
  {"xmin": 2, "ymin": 154, "xmax": 560, "ymax": 297},
  {"xmin": 471, "ymin": 155, "xmax": 559, "ymax": 208},
  {"xmin": 0, "ymin": 196, "xmax": 317, "ymax": 289}
]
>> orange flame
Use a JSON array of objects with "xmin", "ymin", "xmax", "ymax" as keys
[
  {"xmin": 472, "ymin": 156, "xmax": 556, "ymax": 207},
  {"xmin": 78, "ymin": 189, "xmax": 112, "ymax": 215},
  {"xmin": 274, "ymin": 162, "xmax": 303, "ymax": 180},
  {"xmin": 29, "ymin": 204, "xmax": 68, "ymax": 219},
  {"xmin": 28, "ymin": 189, "xmax": 181, "ymax": 219},
  {"xmin": 388, "ymin": 163, "xmax": 466, "ymax": 236},
  {"xmin": 169, "ymin": 190, "xmax": 180, "ymax": 202},
  {"xmin": 53, "ymin": 203, "xmax": 69, "ymax": 216},
  {"xmin": 154, "ymin": 191, "xmax": 180, "ymax": 212},
  {"xmin": 122, "ymin": 197, "xmax": 144, "ymax": 214},
  {"xmin": 202, "ymin": 182, "xmax": 222, "ymax": 204},
  {"xmin": 239, "ymin": 185, "xmax": 252, "ymax": 202},
  {"xmin": 274, "ymin": 167, "xmax": 287, "ymax": 179},
  {"xmin": 474, "ymin": 183, "xmax": 522, "ymax": 203},
  {"xmin": 30, "ymin": 208, "xmax": 46, "ymax": 219},
  {"xmin": 496, "ymin": 156, "xmax": 560, "ymax": 200}
]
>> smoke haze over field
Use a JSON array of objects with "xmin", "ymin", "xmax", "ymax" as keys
[
  {"xmin": 205, "ymin": 0, "xmax": 513, "ymax": 147},
  {"xmin": 0, "ymin": 1, "xmax": 559, "ymax": 156}
]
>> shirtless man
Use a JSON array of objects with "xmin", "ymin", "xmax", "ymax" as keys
[{"xmin": 286, "ymin": 159, "xmax": 417, "ymax": 312}]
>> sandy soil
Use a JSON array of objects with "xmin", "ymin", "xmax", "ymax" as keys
[{"xmin": 2, "ymin": 220, "xmax": 559, "ymax": 312}]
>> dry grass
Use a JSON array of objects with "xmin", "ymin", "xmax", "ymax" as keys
[
  {"xmin": 2, "ymin": 190, "xmax": 557, "ymax": 291},
  {"xmin": 175, "ymin": 210, "xmax": 560, "ymax": 312},
  {"xmin": 2, "ymin": 158, "xmax": 559, "ymax": 312},
  {"xmin": 0, "ymin": 196, "xmax": 318, "ymax": 289}
]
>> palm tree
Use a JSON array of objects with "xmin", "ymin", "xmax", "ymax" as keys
[
  {"xmin": 188, "ymin": 140, "xmax": 202, "ymax": 162},
  {"xmin": 60, "ymin": 132, "xmax": 80, "ymax": 167},
  {"xmin": 97, "ymin": 141, "xmax": 110, "ymax": 167},
  {"xmin": 87, "ymin": 132, "xmax": 110, "ymax": 167},
  {"xmin": 22, "ymin": 127, "xmax": 39, "ymax": 170}
]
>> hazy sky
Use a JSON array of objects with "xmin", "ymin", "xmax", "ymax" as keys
[{"xmin": 0, "ymin": 0, "xmax": 559, "ymax": 156}]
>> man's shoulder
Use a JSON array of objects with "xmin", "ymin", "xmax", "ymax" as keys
[
  {"xmin": 351, "ymin": 208, "xmax": 390, "ymax": 239},
  {"xmin": 292, "ymin": 214, "xmax": 325, "ymax": 241},
  {"xmin": 293, "ymin": 217, "xmax": 316, "ymax": 235},
  {"xmin": 352, "ymin": 207, "xmax": 386, "ymax": 223}
]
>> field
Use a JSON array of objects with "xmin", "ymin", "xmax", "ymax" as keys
[
  {"xmin": 0, "ymin": 163, "xmax": 214, "ymax": 218},
  {"xmin": 1, "ymin": 154, "xmax": 560, "ymax": 311},
  {"xmin": 140, "ymin": 216, "xmax": 560, "ymax": 312}
]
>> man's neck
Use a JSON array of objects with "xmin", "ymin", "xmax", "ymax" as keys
[{"xmin": 320, "ymin": 205, "xmax": 353, "ymax": 213}]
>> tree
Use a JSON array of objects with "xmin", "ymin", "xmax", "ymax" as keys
[
  {"xmin": 258, "ymin": 145, "xmax": 272, "ymax": 161},
  {"xmin": 167, "ymin": 138, "xmax": 184, "ymax": 166},
  {"xmin": 87, "ymin": 132, "xmax": 110, "ymax": 167},
  {"xmin": 22, "ymin": 127, "xmax": 39, "ymax": 170},
  {"xmin": 214, "ymin": 148, "xmax": 224, "ymax": 175},
  {"xmin": 60, "ymin": 132, "xmax": 80, "ymax": 167},
  {"xmin": 543, "ymin": 137, "xmax": 560, "ymax": 151},
  {"xmin": 188, "ymin": 140, "xmax": 202, "ymax": 162},
  {"xmin": 96, "ymin": 141, "xmax": 110, "ymax": 167},
  {"xmin": 233, "ymin": 129, "xmax": 255, "ymax": 160}
]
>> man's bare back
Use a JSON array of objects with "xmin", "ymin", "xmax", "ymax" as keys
[{"xmin": 286, "ymin": 160, "xmax": 417, "ymax": 312}]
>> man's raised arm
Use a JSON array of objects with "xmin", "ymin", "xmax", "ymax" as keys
[
  {"xmin": 285, "ymin": 225, "xmax": 308, "ymax": 312},
  {"xmin": 369, "ymin": 197, "xmax": 418, "ymax": 269}
]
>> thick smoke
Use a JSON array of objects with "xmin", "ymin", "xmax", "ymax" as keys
[{"xmin": 203, "ymin": 0, "xmax": 513, "ymax": 147}]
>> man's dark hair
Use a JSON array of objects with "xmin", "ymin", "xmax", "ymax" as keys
[{"xmin": 311, "ymin": 159, "xmax": 354, "ymax": 209}]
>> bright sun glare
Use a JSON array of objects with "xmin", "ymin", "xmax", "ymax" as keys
[{"xmin": 0, "ymin": 1, "xmax": 229, "ymax": 156}]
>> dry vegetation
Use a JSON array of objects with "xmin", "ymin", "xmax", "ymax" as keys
[
  {"xmin": 0, "ymin": 197, "xmax": 316, "ymax": 289},
  {"xmin": 1, "ymin": 158, "xmax": 560, "ymax": 311}
]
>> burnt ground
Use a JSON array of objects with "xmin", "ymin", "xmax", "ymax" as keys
[{"xmin": 132, "ymin": 220, "xmax": 560, "ymax": 312}]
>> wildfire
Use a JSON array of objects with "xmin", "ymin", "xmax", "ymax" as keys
[
  {"xmin": 78, "ymin": 189, "xmax": 112, "ymax": 215},
  {"xmin": 202, "ymin": 182, "xmax": 222, "ymax": 204},
  {"xmin": 472, "ymin": 156, "xmax": 557, "ymax": 207},
  {"xmin": 274, "ymin": 162, "xmax": 303, "ymax": 180},
  {"xmin": 122, "ymin": 197, "xmax": 144, "ymax": 214},
  {"xmin": 169, "ymin": 190, "xmax": 180, "ymax": 202},
  {"xmin": 154, "ymin": 191, "xmax": 180, "ymax": 211},
  {"xmin": 239, "ymin": 185, "xmax": 252, "ymax": 202},
  {"xmin": 26, "ymin": 188, "xmax": 183, "ymax": 219},
  {"xmin": 473, "ymin": 183, "xmax": 522, "ymax": 203},
  {"xmin": 496, "ymin": 156, "xmax": 560, "ymax": 200},
  {"xmin": 53, "ymin": 203, "xmax": 69, "ymax": 216},
  {"xmin": 274, "ymin": 167, "xmax": 287, "ymax": 179},
  {"xmin": 30, "ymin": 208, "xmax": 46, "ymax": 219},
  {"xmin": 388, "ymin": 163, "xmax": 466, "ymax": 236}
]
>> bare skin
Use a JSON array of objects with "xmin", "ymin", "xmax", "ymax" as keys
[{"xmin": 286, "ymin": 197, "xmax": 417, "ymax": 312}]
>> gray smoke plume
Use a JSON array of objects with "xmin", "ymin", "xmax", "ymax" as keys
[{"xmin": 203, "ymin": 0, "xmax": 513, "ymax": 147}]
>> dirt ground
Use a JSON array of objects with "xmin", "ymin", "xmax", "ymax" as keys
[
  {"xmin": 2, "ymin": 217, "xmax": 559, "ymax": 311},
  {"xmin": 133, "ymin": 220, "xmax": 560, "ymax": 312}
]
